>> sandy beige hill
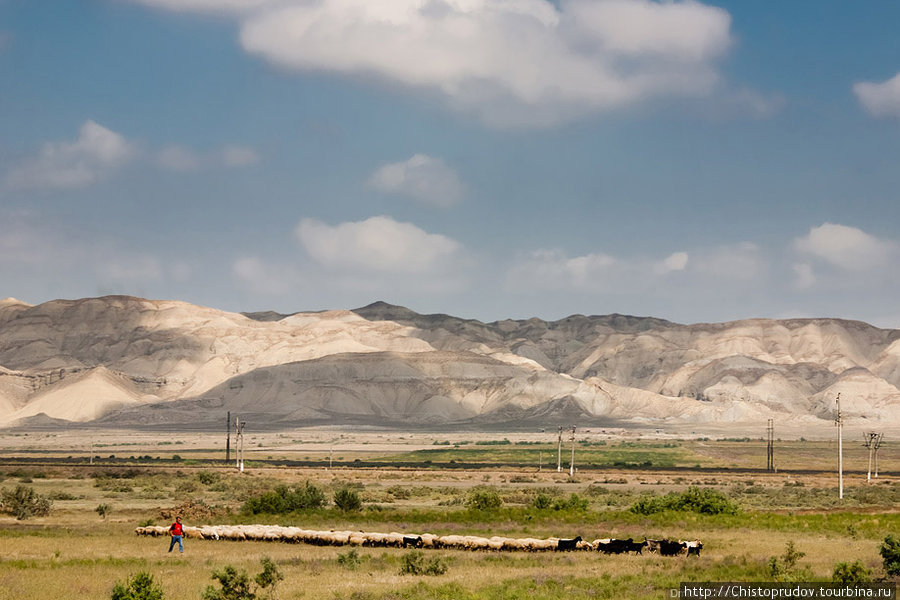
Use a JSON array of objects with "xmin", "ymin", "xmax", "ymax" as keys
[{"xmin": 0, "ymin": 295, "xmax": 898, "ymax": 429}]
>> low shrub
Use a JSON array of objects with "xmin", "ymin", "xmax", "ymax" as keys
[
  {"xmin": 400, "ymin": 551, "xmax": 448, "ymax": 576},
  {"xmin": 337, "ymin": 549, "xmax": 363, "ymax": 570},
  {"xmin": 49, "ymin": 491, "xmax": 80, "ymax": 501},
  {"xmin": 242, "ymin": 482, "xmax": 326, "ymax": 515},
  {"xmin": 111, "ymin": 571, "xmax": 165, "ymax": 600},
  {"xmin": 197, "ymin": 471, "xmax": 220, "ymax": 486},
  {"xmin": 203, "ymin": 557, "xmax": 282, "ymax": 600},
  {"xmin": 882, "ymin": 535, "xmax": 900, "ymax": 577},
  {"xmin": 630, "ymin": 487, "xmax": 739, "ymax": 515},
  {"xmin": 334, "ymin": 487, "xmax": 362, "ymax": 512},
  {"xmin": 768, "ymin": 541, "xmax": 807, "ymax": 582},
  {"xmin": 552, "ymin": 493, "xmax": 588, "ymax": 511},
  {"xmin": 532, "ymin": 493, "xmax": 553, "ymax": 510},
  {"xmin": 832, "ymin": 561, "xmax": 872, "ymax": 584},
  {"xmin": 465, "ymin": 487, "xmax": 503, "ymax": 511},
  {"xmin": 0, "ymin": 485, "xmax": 53, "ymax": 520},
  {"xmin": 386, "ymin": 486, "xmax": 411, "ymax": 499}
]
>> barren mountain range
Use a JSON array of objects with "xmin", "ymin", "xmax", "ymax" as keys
[{"xmin": 1, "ymin": 295, "xmax": 898, "ymax": 430}]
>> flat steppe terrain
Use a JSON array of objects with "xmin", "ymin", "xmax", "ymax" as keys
[{"xmin": 0, "ymin": 428, "xmax": 897, "ymax": 599}]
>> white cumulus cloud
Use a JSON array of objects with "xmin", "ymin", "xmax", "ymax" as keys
[
  {"xmin": 127, "ymin": 0, "xmax": 739, "ymax": 127},
  {"xmin": 368, "ymin": 154, "xmax": 464, "ymax": 207},
  {"xmin": 794, "ymin": 223, "xmax": 896, "ymax": 272},
  {"xmin": 655, "ymin": 251, "xmax": 689, "ymax": 274},
  {"xmin": 508, "ymin": 248, "xmax": 635, "ymax": 292},
  {"xmin": 508, "ymin": 243, "xmax": 764, "ymax": 295},
  {"xmin": 5, "ymin": 120, "xmax": 137, "ymax": 190},
  {"xmin": 295, "ymin": 215, "xmax": 462, "ymax": 274},
  {"xmin": 854, "ymin": 72, "xmax": 900, "ymax": 119}
]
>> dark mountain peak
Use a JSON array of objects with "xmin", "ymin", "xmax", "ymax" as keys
[{"xmin": 353, "ymin": 301, "xmax": 422, "ymax": 321}]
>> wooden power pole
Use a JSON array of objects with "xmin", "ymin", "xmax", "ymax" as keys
[
  {"xmin": 557, "ymin": 427, "xmax": 562, "ymax": 473},
  {"xmin": 766, "ymin": 418, "xmax": 774, "ymax": 472},
  {"xmin": 569, "ymin": 426, "xmax": 576, "ymax": 477},
  {"xmin": 835, "ymin": 393, "xmax": 843, "ymax": 500},
  {"xmin": 234, "ymin": 416, "xmax": 246, "ymax": 473},
  {"xmin": 873, "ymin": 434, "xmax": 884, "ymax": 478},
  {"xmin": 225, "ymin": 411, "xmax": 231, "ymax": 465}
]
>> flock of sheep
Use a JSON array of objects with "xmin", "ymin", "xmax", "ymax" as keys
[{"xmin": 135, "ymin": 524, "xmax": 701, "ymax": 556}]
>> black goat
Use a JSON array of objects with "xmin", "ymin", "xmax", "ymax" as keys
[{"xmin": 556, "ymin": 536, "xmax": 582, "ymax": 551}]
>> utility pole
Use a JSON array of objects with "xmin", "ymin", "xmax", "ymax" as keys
[
  {"xmin": 225, "ymin": 411, "xmax": 231, "ymax": 465},
  {"xmin": 557, "ymin": 427, "xmax": 562, "ymax": 473},
  {"xmin": 538, "ymin": 450, "xmax": 542, "ymax": 472},
  {"xmin": 766, "ymin": 419, "xmax": 775, "ymax": 472},
  {"xmin": 873, "ymin": 434, "xmax": 884, "ymax": 478},
  {"xmin": 569, "ymin": 426, "xmax": 576, "ymax": 477},
  {"xmin": 234, "ymin": 416, "xmax": 245, "ymax": 473},
  {"xmin": 835, "ymin": 393, "xmax": 843, "ymax": 500},
  {"xmin": 864, "ymin": 432, "xmax": 884, "ymax": 483}
]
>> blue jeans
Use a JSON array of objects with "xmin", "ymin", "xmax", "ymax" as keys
[{"xmin": 168, "ymin": 535, "xmax": 183, "ymax": 553}]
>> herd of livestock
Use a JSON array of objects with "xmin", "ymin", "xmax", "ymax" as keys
[{"xmin": 135, "ymin": 524, "xmax": 702, "ymax": 557}]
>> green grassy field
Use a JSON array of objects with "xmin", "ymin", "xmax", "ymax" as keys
[{"xmin": 0, "ymin": 436, "xmax": 897, "ymax": 599}]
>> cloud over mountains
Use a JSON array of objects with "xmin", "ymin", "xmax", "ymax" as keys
[{"xmin": 125, "ymin": 0, "xmax": 746, "ymax": 127}]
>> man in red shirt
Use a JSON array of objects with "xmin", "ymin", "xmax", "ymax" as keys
[{"xmin": 168, "ymin": 516, "xmax": 184, "ymax": 553}]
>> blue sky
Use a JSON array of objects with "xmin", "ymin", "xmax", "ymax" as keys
[{"xmin": 2, "ymin": 0, "xmax": 900, "ymax": 326}]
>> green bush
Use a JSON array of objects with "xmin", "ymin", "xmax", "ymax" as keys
[
  {"xmin": 832, "ymin": 561, "xmax": 872, "ymax": 584},
  {"xmin": 111, "ymin": 571, "xmax": 165, "ymax": 600},
  {"xmin": 400, "ymin": 551, "xmax": 448, "ymax": 576},
  {"xmin": 197, "ymin": 471, "xmax": 220, "ymax": 485},
  {"xmin": 203, "ymin": 565, "xmax": 254, "ymax": 600},
  {"xmin": 337, "ymin": 549, "xmax": 363, "ymax": 570},
  {"xmin": 49, "ymin": 491, "xmax": 80, "ymax": 501},
  {"xmin": 254, "ymin": 557, "xmax": 283, "ymax": 596},
  {"xmin": 0, "ymin": 485, "xmax": 53, "ymax": 520},
  {"xmin": 334, "ymin": 487, "xmax": 362, "ymax": 512},
  {"xmin": 242, "ymin": 482, "xmax": 326, "ymax": 515},
  {"xmin": 532, "ymin": 493, "xmax": 553, "ymax": 510},
  {"xmin": 95, "ymin": 503, "xmax": 111, "ymax": 519},
  {"xmin": 387, "ymin": 485, "xmax": 411, "ymax": 499},
  {"xmin": 768, "ymin": 541, "xmax": 807, "ymax": 582},
  {"xmin": 881, "ymin": 535, "xmax": 900, "ymax": 577},
  {"xmin": 552, "ymin": 493, "xmax": 588, "ymax": 511},
  {"xmin": 630, "ymin": 486, "xmax": 739, "ymax": 515},
  {"xmin": 465, "ymin": 488, "xmax": 502, "ymax": 511},
  {"xmin": 203, "ymin": 558, "xmax": 282, "ymax": 600}
]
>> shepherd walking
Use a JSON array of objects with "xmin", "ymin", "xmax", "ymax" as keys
[{"xmin": 168, "ymin": 516, "xmax": 184, "ymax": 553}]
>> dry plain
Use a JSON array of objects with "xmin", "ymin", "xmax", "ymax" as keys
[{"xmin": 0, "ymin": 427, "xmax": 897, "ymax": 600}]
